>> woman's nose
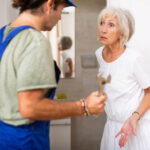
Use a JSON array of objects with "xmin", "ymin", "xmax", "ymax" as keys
[{"xmin": 101, "ymin": 25, "xmax": 107, "ymax": 33}]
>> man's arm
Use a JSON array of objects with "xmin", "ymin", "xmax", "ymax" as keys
[{"xmin": 18, "ymin": 89, "xmax": 106, "ymax": 120}]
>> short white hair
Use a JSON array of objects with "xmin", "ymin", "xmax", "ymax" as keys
[{"xmin": 98, "ymin": 7, "xmax": 135, "ymax": 48}]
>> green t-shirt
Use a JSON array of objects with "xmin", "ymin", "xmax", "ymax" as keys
[{"xmin": 0, "ymin": 26, "xmax": 57, "ymax": 126}]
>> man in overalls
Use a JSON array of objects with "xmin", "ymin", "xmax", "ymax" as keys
[{"xmin": 0, "ymin": 0, "xmax": 107, "ymax": 149}]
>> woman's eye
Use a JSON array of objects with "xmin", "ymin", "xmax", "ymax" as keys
[
  {"xmin": 100, "ymin": 21, "xmax": 104, "ymax": 26},
  {"xmin": 109, "ymin": 23, "xmax": 114, "ymax": 27}
]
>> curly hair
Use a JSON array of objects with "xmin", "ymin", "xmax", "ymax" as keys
[
  {"xmin": 12, "ymin": 0, "xmax": 69, "ymax": 13},
  {"xmin": 60, "ymin": 36, "xmax": 72, "ymax": 50}
]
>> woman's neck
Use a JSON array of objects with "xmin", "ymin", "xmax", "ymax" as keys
[
  {"xmin": 103, "ymin": 43, "xmax": 126, "ymax": 62},
  {"xmin": 105, "ymin": 41, "xmax": 126, "ymax": 55},
  {"xmin": 106, "ymin": 42, "xmax": 123, "ymax": 53}
]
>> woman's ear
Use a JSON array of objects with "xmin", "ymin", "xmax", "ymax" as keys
[{"xmin": 119, "ymin": 33, "xmax": 123, "ymax": 40}]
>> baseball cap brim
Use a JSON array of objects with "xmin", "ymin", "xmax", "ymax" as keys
[{"xmin": 67, "ymin": 0, "xmax": 77, "ymax": 7}]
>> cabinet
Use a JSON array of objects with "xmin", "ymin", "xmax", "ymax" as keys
[{"xmin": 50, "ymin": 118, "xmax": 71, "ymax": 150}]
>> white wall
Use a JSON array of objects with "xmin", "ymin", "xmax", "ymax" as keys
[
  {"xmin": 107, "ymin": 0, "xmax": 150, "ymax": 74},
  {"xmin": 0, "ymin": 0, "xmax": 18, "ymax": 28}
]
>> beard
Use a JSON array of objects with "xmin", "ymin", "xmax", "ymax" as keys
[
  {"xmin": 41, "ymin": 21, "xmax": 54, "ymax": 31},
  {"xmin": 41, "ymin": 24, "xmax": 52, "ymax": 31}
]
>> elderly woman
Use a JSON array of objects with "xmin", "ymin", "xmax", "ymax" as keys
[{"xmin": 95, "ymin": 7, "xmax": 150, "ymax": 150}]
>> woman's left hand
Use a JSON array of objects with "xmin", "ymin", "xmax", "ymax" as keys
[{"xmin": 115, "ymin": 114, "xmax": 139, "ymax": 147}]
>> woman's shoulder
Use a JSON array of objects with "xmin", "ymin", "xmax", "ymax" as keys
[
  {"xmin": 124, "ymin": 46, "xmax": 146, "ymax": 69},
  {"xmin": 95, "ymin": 46, "xmax": 104, "ymax": 56},
  {"xmin": 126, "ymin": 46, "xmax": 142, "ymax": 60},
  {"xmin": 95, "ymin": 46, "xmax": 104, "ymax": 64}
]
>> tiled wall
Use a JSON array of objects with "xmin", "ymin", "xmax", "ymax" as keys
[{"xmin": 56, "ymin": 0, "xmax": 107, "ymax": 150}]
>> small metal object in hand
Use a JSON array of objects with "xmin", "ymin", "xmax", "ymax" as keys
[
  {"xmin": 97, "ymin": 74, "xmax": 111, "ymax": 94},
  {"xmin": 93, "ymin": 74, "xmax": 111, "ymax": 118}
]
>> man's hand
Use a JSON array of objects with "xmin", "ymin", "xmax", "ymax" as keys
[{"xmin": 86, "ymin": 91, "xmax": 107, "ymax": 115}]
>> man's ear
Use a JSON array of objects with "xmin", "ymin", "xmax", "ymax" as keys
[
  {"xmin": 47, "ymin": 0, "xmax": 54, "ymax": 12},
  {"xmin": 43, "ymin": 0, "xmax": 54, "ymax": 14}
]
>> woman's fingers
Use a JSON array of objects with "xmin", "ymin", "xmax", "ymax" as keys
[{"xmin": 115, "ymin": 130, "xmax": 122, "ymax": 138}]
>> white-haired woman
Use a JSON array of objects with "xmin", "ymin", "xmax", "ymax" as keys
[{"xmin": 95, "ymin": 7, "xmax": 150, "ymax": 150}]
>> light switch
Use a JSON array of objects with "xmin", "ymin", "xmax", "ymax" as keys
[{"xmin": 81, "ymin": 54, "xmax": 98, "ymax": 68}]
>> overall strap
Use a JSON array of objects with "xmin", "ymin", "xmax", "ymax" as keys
[
  {"xmin": 0, "ymin": 25, "xmax": 35, "ymax": 59},
  {"xmin": 49, "ymin": 60, "xmax": 61, "ymax": 99},
  {"xmin": 0, "ymin": 25, "xmax": 7, "ymax": 45}
]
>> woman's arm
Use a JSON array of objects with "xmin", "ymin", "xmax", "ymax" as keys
[
  {"xmin": 135, "ymin": 87, "xmax": 150, "ymax": 118},
  {"xmin": 115, "ymin": 87, "xmax": 150, "ymax": 147}
]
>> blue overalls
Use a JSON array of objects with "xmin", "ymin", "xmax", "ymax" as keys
[{"xmin": 0, "ymin": 25, "xmax": 60, "ymax": 150}]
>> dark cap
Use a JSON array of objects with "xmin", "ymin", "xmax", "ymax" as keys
[{"xmin": 66, "ymin": 0, "xmax": 77, "ymax": 7}]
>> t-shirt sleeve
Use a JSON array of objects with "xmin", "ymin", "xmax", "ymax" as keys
[
  {"xmin": 95, "ymin": 47, "xmax": 103, "ymax": 76},
  {"xmin": 16, "ymin": 39, "xmax": 57, "ymax": 91},
  {"xmin": 133, "ymin": 54, "xmax": 150, "ymax": 89},
  {"xmin": 95, "ymin": 48, "xmax": 101, "ymax": 65}
]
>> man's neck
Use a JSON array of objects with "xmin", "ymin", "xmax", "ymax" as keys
[{"xmin": 10, "ymin": 11, "xmax": 43, "ymax": 31}]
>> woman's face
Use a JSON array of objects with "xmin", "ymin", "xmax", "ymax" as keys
[{"xmin": 98, "ymin": 15, "xmax": 121, "ymax": 46}]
